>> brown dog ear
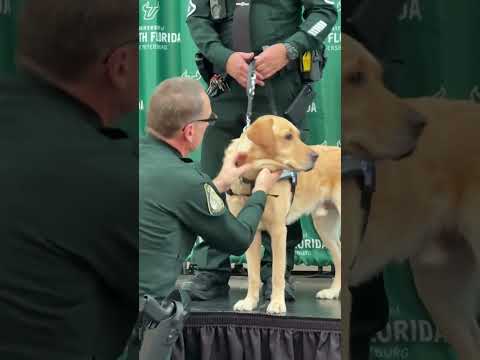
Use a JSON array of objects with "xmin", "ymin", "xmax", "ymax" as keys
[
  {"xmin": 246, "ymin": 116, "xmax": 275, "ymax": 154},
  {"xmin": 234, "ymin": 152, "xmax": 248, "ymax": 167}
]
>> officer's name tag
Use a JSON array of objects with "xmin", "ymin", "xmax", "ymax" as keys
[{"xmin": 204, "ymin": 183, "xmax": 225, "ymax": 216}]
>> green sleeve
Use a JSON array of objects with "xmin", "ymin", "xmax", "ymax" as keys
[
  {"xmin": 177, "ymin": 182, "xmax": 267, "ymax": 255},
  {"xmin": 285, "ymin": 0, "xmax": 338, "ymax": 54},
  {"xmin": 186, "ymin": 0, "xmax": 234, "ymax": 72}
]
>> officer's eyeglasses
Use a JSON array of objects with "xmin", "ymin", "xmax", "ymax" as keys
[{"xmin": 182, "ymin": 112, "xmax": 218, "ymax": 131}]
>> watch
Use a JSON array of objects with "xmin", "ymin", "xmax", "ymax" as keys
[{"xmin": 283, "ymin": 42, "xmax": 299, "ymax": 61}]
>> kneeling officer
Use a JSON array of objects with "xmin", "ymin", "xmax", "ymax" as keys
[{"xmin": 135, "ymin": 78, "xmax": 282, "ymax": 360}]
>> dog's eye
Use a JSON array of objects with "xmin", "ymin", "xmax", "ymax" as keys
[
  {"xmin": 348, "ymin": 71, "xmax": 365, "ymax": 85},
  {"xmin": 285, "ymin": 133, "xmax": 293, "ymax": 140}
]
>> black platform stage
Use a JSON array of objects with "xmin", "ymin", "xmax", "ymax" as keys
[{"xmin": 172, "ymin": 275, "xmax": 341, "ymax": 360}]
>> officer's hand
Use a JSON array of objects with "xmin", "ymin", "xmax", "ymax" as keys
[
  {"xmin": 252, "ymin": 169, "xmax": 283, "ymax": 193},
  {"xmin": 254, "ymin": 44, "xmax": 289, "ymax": 80},
  {"xmin": 213, "ymin": 152, "xmax": 253, "ymax": 193},
  {"xmin": 226, "ymin": 52, "xmax": 265, "ymax": 88}
]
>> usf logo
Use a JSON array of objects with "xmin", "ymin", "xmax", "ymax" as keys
[
  {"xmin": 143, "ymin": 1, "xmax": 159, "ymax": 21},
  {"xmin": 470, "ymin": 86, "xmax": 480, "ymax": 103},
  {"xmin": 0, "ymin": 0, "xmax": 12, "ymax": 15},
  {"xmin": 181, "ymin": 69, "xmax": 202, "ymax": 81},
  {"xmin": 433, "ymin": 85, "xmax": 447, "ymax": 98}
]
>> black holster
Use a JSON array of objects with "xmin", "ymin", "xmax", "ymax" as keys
[
  {"xmin": 136, "ymin": 290, "xmax": 191, "ymax": 360},
  {"xmin": 301, "ymin": 47, "xmax": 328, "ymax": 83},
  {"xmin": 283, "ymin": 47, "xmax": 327, "ymax": 127},
  {"xmin": 283, "ymin": 83, "xmax": 316, "ymax": 128}
]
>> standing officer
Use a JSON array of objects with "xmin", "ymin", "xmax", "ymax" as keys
[{"xmin": 183, "ymin": 0, "xmax": 338, "ymax": 301}]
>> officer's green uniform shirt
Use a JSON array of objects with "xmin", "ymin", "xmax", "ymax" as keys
[
  {"xmin": 0, "ymin": 72, "xmax": 138, "ymax": 360},
  {"xmin": 186, "ymin": 0, "xmax": 338, "ymax": 72},
  {"xmin": 139, "ymin": 135, "xmax": 267, "ymax": 299}
]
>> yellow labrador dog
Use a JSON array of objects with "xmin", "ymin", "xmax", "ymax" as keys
[
  {"xmin": 343, "ymin": 33, "xmax": 480, "ymax": 360},
  {"xmin": 224, "ymin": 115, "xmax": 341, "ymax": 314}
]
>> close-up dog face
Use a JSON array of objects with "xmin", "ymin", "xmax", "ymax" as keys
[
  {"xmin": 244, "ymin": 115, "xmax": 318, "ymax": 172},
  {"xmin": 342, "ymin": 34, "xmax": 426, "ymax": 160}
]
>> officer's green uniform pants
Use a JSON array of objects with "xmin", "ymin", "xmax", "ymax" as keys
[{"xmin": 191, "ymin": 70, "xmax": 307, "ymax": 281}]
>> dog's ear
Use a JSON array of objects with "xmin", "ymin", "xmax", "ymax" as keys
[
  {"xmin": 246, "ymin": 116, "xmax": 276, "ymax": 154},
  {"xmin": 235, "ymin": 152, "xmax": 248, "ymax": 167}
]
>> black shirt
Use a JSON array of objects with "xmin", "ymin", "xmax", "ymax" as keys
[{"xmin": 0, "ymin": 72, "xmax": 138, "ymax": 360}]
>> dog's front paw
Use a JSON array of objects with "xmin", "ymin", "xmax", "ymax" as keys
[
  {"xmin": 233, "ymin": 297, "xmax": 259, "ymax": 312},
  {"xmin": 316, "ymin": 287, "xmax": 340, "ymax": 300},
  {"xmin": 266, "ymin": 299, "xmax": 287, "ymax": 314}
]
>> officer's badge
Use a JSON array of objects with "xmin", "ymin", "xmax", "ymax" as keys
[{"xmin": 204, "ymin": 183, "xmax": 225, "ymax": 216}]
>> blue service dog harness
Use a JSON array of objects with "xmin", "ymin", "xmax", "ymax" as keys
[
  {"xmin": 341, "ymin": 154, "xmax": 376, "ymax": 274},
  {"xmin": 226, "ymin": 170, "xmax": 297, "ymax": 200},
  {"xmin": 341, "ymin": 155, "xmax": 376, "ymax": 237},
  {"xmin": 342, "ymin": 157, "xmax": 390, "ymax": 354}
]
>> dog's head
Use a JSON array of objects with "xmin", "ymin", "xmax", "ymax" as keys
[
  {"xmin": 233, "ymin": 115, "xmax": 318, "ymax": 175},
  {"xmin": 342, "ymin": 33, "xmax": 426, "ymax": 160}
]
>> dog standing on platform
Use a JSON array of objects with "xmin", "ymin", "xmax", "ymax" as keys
[
  {"xmin": 343, "ymin": 33, "xmax": 480, "ymax": 360},
  {"xmin": 225, "ymin": 115, "xmax": 341, "ymax": 315}
]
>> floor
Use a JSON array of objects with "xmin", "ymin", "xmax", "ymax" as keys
[{"xmin": 177, "ymin": 275, "xmax": 341, "ymax": 320}]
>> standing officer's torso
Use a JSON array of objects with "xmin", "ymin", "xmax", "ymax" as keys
[{"xmin": 215, "ymin": 0, "xmax": 303, "ymax": 52}]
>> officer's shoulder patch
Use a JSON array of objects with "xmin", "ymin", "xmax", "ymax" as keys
[{"xmin": 204, "ymin": 183, "xmax": 225, "ymax": 216}]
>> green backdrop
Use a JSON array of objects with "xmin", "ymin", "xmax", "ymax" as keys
[
  {"xmin": 0, "ymin": 0, "xmax": 20, "ymax": 74},
  {"xmin": 369, "ymin": 1, "xmax": 480, "ymax": 359},
  {"xmin": 139, "ymin": 0, "xmax": 341, "ymax": 267}
]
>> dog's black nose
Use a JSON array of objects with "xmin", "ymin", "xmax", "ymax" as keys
[
  {"xmin": 413, "ymin": 119, "xmax": 426, "ymax": 134},
  {"xmin": 310, "ymin": 152, "xmax": 319, "ymax": 163}
]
